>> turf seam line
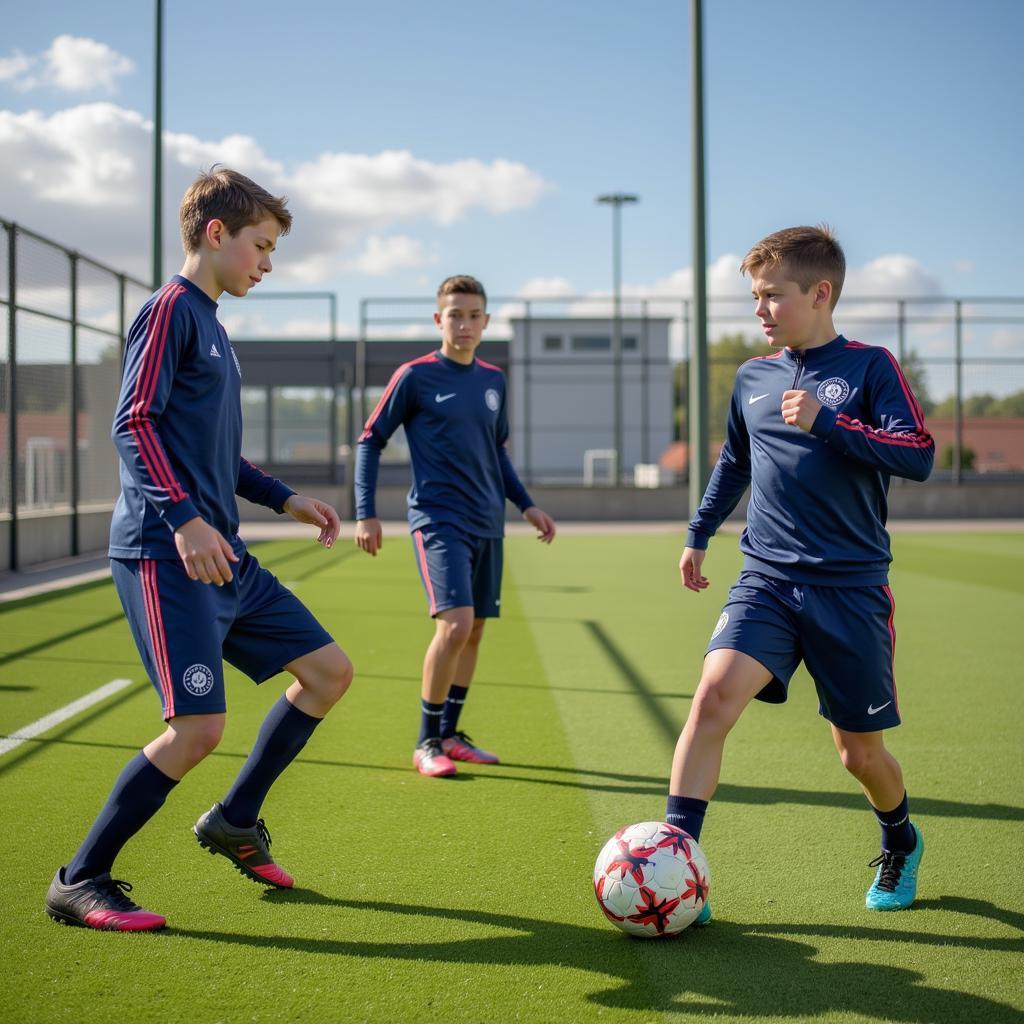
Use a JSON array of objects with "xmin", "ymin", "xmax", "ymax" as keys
[{"xmin": 0, "ymin": 678, "xmax": 135, "ymax": 757}]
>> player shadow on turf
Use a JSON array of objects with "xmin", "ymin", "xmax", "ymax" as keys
[{"xmin": 175, "ymin": 893, "xmax": 1023, "ymax": 1021}]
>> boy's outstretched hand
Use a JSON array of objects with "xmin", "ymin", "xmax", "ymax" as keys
[
  {"xmin": 524, "ymin": 506, "xmax": 556, "ymax": 544},
  {"xmin": 284, "ymin": 494, "xmax": 341, "ymax": 548}
]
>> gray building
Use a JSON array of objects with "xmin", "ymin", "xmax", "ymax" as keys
[{"xmin": 508, "ymin": 316, "xmax": 674, "ymax": 483}]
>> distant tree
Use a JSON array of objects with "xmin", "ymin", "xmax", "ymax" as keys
[
  {"xmin": 676, "ymin": 333, "xmax": 768, "ymax": 441},
  {"xmin": 931, "ymin": 390, "xmax": 1024, "ymax": 418},
  {"xmin": 938, "ymin": 444, "xmax": 975, "ymax": 470},
  {"xmin": 899, "ymin": 349, "xmax": 932, "ymax": 414}
]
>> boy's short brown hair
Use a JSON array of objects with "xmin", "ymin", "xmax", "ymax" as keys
[
  {"xmin": 740, "ymin": 225, "xmax": 846, "ymax": 308},
  {"xmin": 437, "ymin": 275, "xmax": 487, "ymax": 307},
  {"xmin": 179, "ymin": 166, "xmax": 292, "ymax": 254}
]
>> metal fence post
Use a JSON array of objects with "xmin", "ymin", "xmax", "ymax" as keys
[
  {"xmin": 641, "ymin": 299, "xmax": 650, "ymax": 466},
  {"xmin": 523, "ymin": 300, "xmax": 531, "ymax": 485},
  {"xmin": 954, "ymin": 299, "xmax": 963, "ymax": 484},
  {"xmin": 70, "ymin": 251, "xmax": 79, "ymax": 555},
  {"xmin": 7, "ymin": 225, "xmax": 17, "ymax": 571},
  {"xmin": 897, "ymin": 299, "xmax": 906, "ymax": 366}
]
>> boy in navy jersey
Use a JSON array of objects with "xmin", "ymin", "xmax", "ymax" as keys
[
  {"xmin": 354, "ymin": 276, "xmax": 556, "ymax": 777},
  {"xmin": 666, "ymin": 226, "xmax": 934, "ymax": 920},
  {"xmin": 46, "ymin": 168, "xmax": 353, "ymax": 931}
]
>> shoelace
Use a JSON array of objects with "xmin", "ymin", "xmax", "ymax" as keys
[
  {"xmin": 867, "ymin": 850, "xmax": 907, "ymax": 892},
  {"xmin": 100, "ymin": 878, "xmax": 141, "ymax": 912},
  {"xmin": 420, "ymin": 737, "xmax": 444, "ymax": 757},
  {"xmin": 254, "ymin": 818, "xmax": 273, "ymax": 851},
  {"xmin": 450, "ymin": 730, "xmax": 475, "ymax": 746}
]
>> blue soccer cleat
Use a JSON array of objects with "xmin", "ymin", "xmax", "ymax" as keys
[{"xmin": 865, "ymin": 823, "xmax": 923, "ymax": 910}]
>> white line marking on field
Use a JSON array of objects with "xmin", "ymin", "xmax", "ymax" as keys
[{"xmin": 0, "ymin": 678, "xmax": 136, "ymax": 757}]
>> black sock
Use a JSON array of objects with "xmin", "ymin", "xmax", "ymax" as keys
[
  {"xmin": 665, "ymin": 795, "xmax": 708, "ymax": 842},
  {"xmin": 222, "ymin": 696, "xmax": 321, "ymax": 829},
  {"xmin": 871, "ymin": 792, "xmax": 916, "ymax": 853},
  {"xmin": 418, "ymin": 699, "xmax": 445, "ymax": 744},
  {"xmin": 440, "ymin": 685, "xmax": 469, "ymax": 738},
  {"xmin": 65, "ymin": 751, "xmax": 178, "ymax": 884}
]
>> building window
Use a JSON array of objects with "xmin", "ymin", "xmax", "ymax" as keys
[
  {"xmin": 570, "ymin": 335, "xmax": 638, "ymax": 351},
  {"xmin": 543, "ymin": 335, "xmax": 563, "ymax": 351}
]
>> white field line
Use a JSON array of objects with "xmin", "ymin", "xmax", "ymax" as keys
[{"xmin": 0, "ymin": 678, "xmax": 135, "ymax": 757}]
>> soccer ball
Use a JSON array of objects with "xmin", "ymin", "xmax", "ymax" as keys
[{"xmin": 593, "ymin": 821, "xmax": 710, "ymax": 937}]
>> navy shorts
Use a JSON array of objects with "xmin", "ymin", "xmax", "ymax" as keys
[
  {"xmin": 706, "ymin": 571, "xmax": 901, "ymax": 732},
  {"xmin": 111, "ymin": 553, "xmax": 334, "ymax": 720},
  {"xmin": 412, "ymin": 525, "xmax": 503, "ymax": 618}
]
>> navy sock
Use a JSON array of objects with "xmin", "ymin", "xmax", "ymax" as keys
[
  {"xmin": 418, "ymin": 699, "xmax": 445, "ymax": 744},
  {"xmin": 871, "ymin": 792, "xmax": 916, "ymax": 853},
  {"xmin": 440, "ymin": 685, "xmax": 469, "ymax": 738},
  {"xmin": 65, "ymin": 751, "xmax": 178, "ymax": 884},
  {"xmin": 221, "ymin": 696, "xmax": 321, "ymax": 829},
  {"xmin": 665, "ymin": 795, "xmax": 708, "ymax": 842}
]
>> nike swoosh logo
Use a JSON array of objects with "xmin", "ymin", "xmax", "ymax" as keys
[
  {"xmin": 867, "ymin": 701, "xmax": 892, "ymax": 715},
  {"xmin": 435, "ymin": 393, "xmax": 456, "ymax": 403},
  {"xmin": 748, "ymin": 393, "xmax": 770, "ymax": 404}
]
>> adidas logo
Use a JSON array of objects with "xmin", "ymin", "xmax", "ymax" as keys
[{"xmin": 210, "ymin": 343, "xmax": 221, "ymax": 357}]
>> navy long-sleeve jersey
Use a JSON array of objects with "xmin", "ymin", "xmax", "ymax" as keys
[
  {"xmin": 354, "ymin": 350, "xmax": 534, "ymax": 538},
  {"xmin": 687, "ymin": 335, "xmax": 934, "ymax": 585},
  {"xmin": 109, "ymin": 275, "xmax": 294, "ymax": 560}
]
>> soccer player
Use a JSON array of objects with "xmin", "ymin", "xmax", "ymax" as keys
[
  {"xmin": 45, "ymin": 168, "xmax": 354, "ymax": 931},
  {"xmin": 666, "ymin": 226, "xmax": 934, "ymax": 920},
  {"xmin": 354, "ymin": 275, "xmax": 555, "ymax": 777}
]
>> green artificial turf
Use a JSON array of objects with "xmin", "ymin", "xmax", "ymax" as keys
[{"xmin": 1, "ymin": 530, "xmax": 1022, "ymax": 1024}]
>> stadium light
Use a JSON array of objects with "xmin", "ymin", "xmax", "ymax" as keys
[{"xmin": 595, "ymin": 192, "xmax": 639, "ymax": 483}]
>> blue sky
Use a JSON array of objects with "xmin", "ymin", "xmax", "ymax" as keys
[{"xmin": 2, "ymin": 0, "xmax": 1022, "ymax": 348}]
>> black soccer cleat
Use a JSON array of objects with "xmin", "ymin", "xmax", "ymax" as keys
[
  {"xmin": 45, "ymin": 868, "xmax": 166, "ymax": 931},
  {"xmin": 193, "ymin": 802, "xmax": 294, "ymax": 888}
]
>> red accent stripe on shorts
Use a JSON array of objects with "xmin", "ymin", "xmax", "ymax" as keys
[
  {"xmin": 883, "ymin": 584, "xmax": 899, "ymax": 717},
  {"xmin": 141, "ymin": 560, "xmax": 175, "ymax": 718},
  {"xmin": 414, "ymin": 530, "xmax": 437, "ymax": 615}
]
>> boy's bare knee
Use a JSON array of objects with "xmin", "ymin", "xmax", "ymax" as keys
[
  {"xmin": 300, "ymin": 648, "xmax": 353, "ymax": 706},
  {"xmin": 175, "ymin": 717, "xmax": 224, "ymax": 766}
]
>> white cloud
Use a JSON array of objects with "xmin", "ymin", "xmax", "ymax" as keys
[
  {"xmin": 0, "ymin": 36, "xmax": 134, "ymax": 94},
  {"xmin": 0, "ymin": 51, "xmax": 34, "ymax": 89},
  {"xmin": 344, "ymin": 235, "xmax": 435, "ymax": 275},
  {"xmin": 0, "ymin": 102, "xmax": 551, "ymax": 284},
  {"xmin": 518, "ymin": 276, "xmax": 576, "ymax": 299},
  {"xmin": 45, "ymin": 35, "xmax": 135, "ymax": 93},
  {"xmin": 291, "ymin": 150, "xmax": 549, "ymax": 226}
]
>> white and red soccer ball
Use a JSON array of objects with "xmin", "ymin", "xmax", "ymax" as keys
[{"xmin": 593, "ymin": 821, "xmax": 710, "ymax": 937}]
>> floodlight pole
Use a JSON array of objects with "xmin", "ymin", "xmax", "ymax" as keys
[
  {"xmin": 596, "ymin": 192, "xmax": 638, "ymax": 483},
  {"xmin": 689, "ymin": 0, "xmax": 709, "ymax": 515},
  {"xmin": 152, "ymin": 0, "xmax": 163, "ymax": 289}
]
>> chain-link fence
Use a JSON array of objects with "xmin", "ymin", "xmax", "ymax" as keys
[
  {"xmin": 4, "ymin": 220, "xmax": 1023, "ymax": 572},
  {"xmin": 1, "ymin": 219, "xmax": 151, "ymax": 571}
]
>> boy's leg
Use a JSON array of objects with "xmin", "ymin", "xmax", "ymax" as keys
[
  {"xmin": 200, "ymin": 557, "xmax": 351, "ymax": 885},
  {"xmin": 414, "ymin": 607, "xmax": 474, "ymax": 776},
  {"xmin": 48, "ymin": 558, "xmax": 229, "ymax": 931},
  {"xmin": 668, "ymin": 648, "xmax": 774, "ymax": 835},
  {"xmin": 48, "ymin": 713, "xmax": 224, "ymax": 931},
  {"xmin": 440, "ymin": 535, "xmax": 502, "ymax": 763},
  {"xmin": 831, "ymin": 727, "xmax": 922, "ymax": 910},
  {"xmin": 220, "ymin": 642, "xmax": 352, "ymax": 830},
  {"xmin": 440, "ymin": 618, "xmax": 500, "ymax": 764}
]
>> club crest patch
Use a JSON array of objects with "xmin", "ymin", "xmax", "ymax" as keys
[
  {"xmin": 816, "ymin": 377, "xmax": 850, "ymax": 407},
  {"xmin": 485, "ymin": 388, "xmax": 500, "ymax": 412},
  {"xmin": 182, "ymin": 664, "xmax": 215, "ymax": 696},
  {"xmin": 711, "ymin": 612, "xmax": 729, "ymax": 641}
]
